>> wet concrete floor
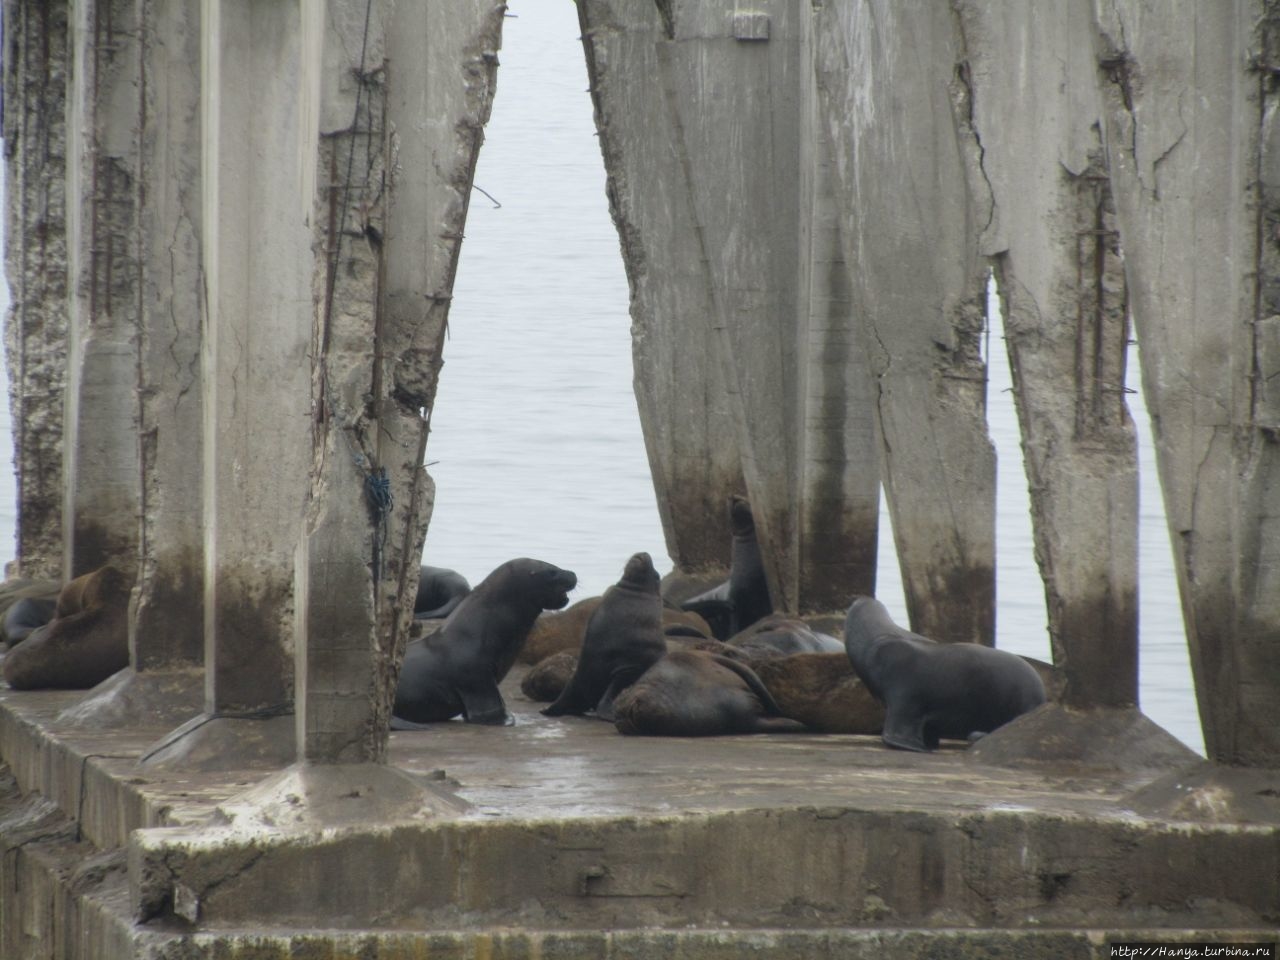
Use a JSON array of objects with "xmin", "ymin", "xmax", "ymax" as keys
[{"xmin": 389, "ymin": 667, "xmax": 1154, "ymax": 824}]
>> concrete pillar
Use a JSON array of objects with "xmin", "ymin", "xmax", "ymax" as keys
[
  {"xmin": 579, "ymin": 0, "xmax": 880, "ymax": 612},
  {"xmin": 957, "ymin": 0, "xmax": 1139, "ymax": 706},
  {"xmin": 294, "ymin": 0, "xmax": 505, "ymax": 764},
  {"xmin": 63, "ymin": 0, "xmax": 140, "ymax": 579},
  {"xmin": 2, "ymin": 0, "xmax": 70, "ymax": 580},
  {"xmin": 796, "ymin": 10, "xmax": 880, "ymax": 611},
  {"xmin": 131, "ymin": 0, "xmax": 204, "ymax": 675},
  {"xmin": 1096, "ymin": 2, "xmax": 1280, "ymax": 765},
  {"xmin": 576, "ymin": 3, "xmax": 745, "ymax": 576},
  {"xmin": 58, "ymin": 0, "xmax": 207, "ymax": 729},
  {"xmin": 814, "ymin": 1, "xmax": 996, "ymax": 644},
  {"xmin": 197, "ymin": 0, "xmax": 312, "ymax": 734}
]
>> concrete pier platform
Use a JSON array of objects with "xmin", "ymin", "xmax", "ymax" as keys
[{"xmin": 1, "ymin": 668, "xmax": 1276, "ymax": 959}]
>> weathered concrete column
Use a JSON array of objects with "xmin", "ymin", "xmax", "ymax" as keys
[
  {"xmin": 142, "ymin": 0, "xmax": 317, "ymax": 766},
  {"xmin": 61, "ymin": 0, "xmax": 207, "ymax": 728},
  {"xmin": 814, "ymin": 1, "xmax": 996, "ymax": 643},
  {"xmin": 63, "ymin": 0, "xmax": 141, "ymax": 579},
  {"xmin": 1096, "ymin": 2, "xmax": 1280, "ymax": 765},
  {"xmin": 956, "ymin": 0, "xmax": 1138, "ymax": 705},
  {"xmin": 579, "ymin": 0, "xmax": 880, "ymax": 612},
  {"xmin": 2, "ymin": 0, "xmax": 70, "ymax": 580},
  {"xmin": 797, "ymin": 10, "xmax": 880, "ymax": 610},
  {"xmin": 294, "ymin": 0, "xmax": 504, "ymax": 764},
  {"xmin": 577, "ymin": 3, "xmax": 745, "ymax": 577}
]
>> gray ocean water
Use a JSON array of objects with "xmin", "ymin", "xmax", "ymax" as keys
[{"xmin": 0, "ymin": 2, "xmax": 1203, "ymax": 754}]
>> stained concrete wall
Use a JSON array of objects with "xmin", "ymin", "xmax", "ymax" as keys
[
  {"xmin": 133, "ymin": 0, "xmax": 204, "ymax": 675},
  {"xmin": 2, "ymin": 0, "xmax": 1279, "ymax": 773},
  {"xmin": 1093, "ymin": 3, "xmax": 1280, "ymax": 765},
  {"xmin": 1, "ymin": 0, "xmax": 503, "ymax": 764},
  {"xmin": 294, "ymin": 0, "xmax": 505, "ymax": 762},
  {"xmin": 953, "ymin": 0, "xmax": 1139, "ymax": 707},
  {"xmin": 64, "ymin": 0, "xmax": 142, "ymax": 580},
  {"xmin": 811, "ymin": 2, "xmax": 997, "ymax": 644},
  {"xmin": 585, "ymin": 0, "xmax": 1278, "ymax": 761},
  {"xmin": 578, "ymin": 0, "xmax": 882, "ymax": 614},
  {"xmin": 1, "ymin": 0, "xmax": 69, "ymax": 581}
]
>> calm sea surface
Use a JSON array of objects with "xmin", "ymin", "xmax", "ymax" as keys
[{"xmin": 0, "ymin": 2, "xmax": 1203, "ymax": 753}]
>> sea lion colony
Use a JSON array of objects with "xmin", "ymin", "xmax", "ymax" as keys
[{"xmin": 0, "ymin": 499, "xmax": 1047, "ymax": 750}]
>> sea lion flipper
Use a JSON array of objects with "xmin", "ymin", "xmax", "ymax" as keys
[
  {"xmin": 594, "ymin": 660, "xmax": 654, "ymax": 722},
  {"xmin": 707, "ymin": 653, "xmax": 786, "ymax": 717},
  {"xmin": 458, "ymin": 682, "xmax": 512, "ymax": 725},
  {"xmin": 389, "ymin": 715, "xmax": 435, "ymax": 731},
  {"xmin": 750, "ymin": 716, "xmax": 807, "ymax": 734},
  {"xmin": 880, "ymin": 706, "xmax": 930, "ymax": 752}
]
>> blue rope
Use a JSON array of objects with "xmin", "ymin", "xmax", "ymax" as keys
[{"xmin": 365, "ymin": 465, "xmax": 392, "ymax": 583}]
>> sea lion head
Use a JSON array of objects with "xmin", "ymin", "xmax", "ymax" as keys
[
  {"xmin": 618, "ymin": 552, "xmax": 660, "ymax": 594},
  {"xmin": 509, "ymin": 558, "xmax": 578, "ymax": 611},
  {"xmin": 729, "ymin": 495, "xmax": 755, "ymax": 537}
]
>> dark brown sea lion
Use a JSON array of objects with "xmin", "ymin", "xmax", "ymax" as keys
[
  {"xmin": 751, "ymin": 652, "xmax": 885, "ymax": 734},
  {"xmin": 521, "ymin": 595, "xmax": 602, "ymax": 665},
  {"xmin": 613, "ymin": 649, "xmax": 803, "ymax": 736},
  {"xmin": 3, "ymin": 597, "xmax": 58, "ymax": 648},
  {"xmin": 680, "ymin": 496, "xmax": 772, "ymax": 639},
  {"xmin": 2, "ymin": 565, "xmax": 130, "ymax": 690},
  {"xmin": 725, "ymin": 616, "xmax": 844, "ymax": 661},
  {"xmin": 521, "ymin": 595, "xmax": 710, "ymax": 665},
  {"xmin": 543, "ymin": 552, "xmax": 666, "ymax": 720},
  {"xmin": 521, "ymin": 630, "xmax": 727, "ymax": 705},
  {"xmin": 844, "ymin": 596, "xmax": 1046, "ymax": 752},
  {"xmin": 0, "ymin": 579, "xmax": 61, "ymax": 648},
  {"xmin": 520, "ymin": 651, "xmax": 578, "ymax": 702},
  {"xmin": 413, "ymin": 565, "xmax": 472, "ymax": 620},
  {"xmin": 392, "ymin": 558, "xmax": 577, "ymax": 726}
]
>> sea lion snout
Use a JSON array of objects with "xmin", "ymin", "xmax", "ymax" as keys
[{"xmin": 538, "ymin": 566, "xmax": 578, "ymax": 609}]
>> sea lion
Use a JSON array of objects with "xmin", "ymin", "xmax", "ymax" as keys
[
  {"xmin": 520, "ymin": 595, "xmax": 602, "ymax": 664},
  {"xmin": 752, "ymin": 652, "xmax": 885, "ymax": 734},
  {"xmin": 413, "ymin": 565, "xmax": 472, "ymax": 620},
  {"xmin": 680, "ymin": 495, "xmax": 772, "ymax": 639},
  {"xmin": 0, "ymin": 579, "xmax": 60, "ymax": 648},
  {"xmin": 3, "ymin": 596, "xmax": 57, "ymax": 648},
  {"xmin": 543, "ymin": 552, "xmax": 667, "ymax": 720},
  {"xmin": 392, "ymin": 558, "xmax": 577, "ymax": 726},
  {"xmin": 843, "ymin": 596, "xmax": 1046, "ymax": 752},
  {"xmin": 613, "ymin": 649, "xmax": 803, "ymax": 736},
  {"xmin": 725, "ymin": 616, "xmax": 844, "ymax": 662},
  {"xmin": 521, "ymin": 628, "xmax": 726, "ymax": 705},
  {"xmin": 521, "ymin": 595, "xmax": 711, "ymax": 665},
  {"xmin": 520, "ymin": 650, "xmax": 578, "ymax": 702},
  {"xmin": 2, "ymin": 565, "xmax": 130, "ymax": 690}
]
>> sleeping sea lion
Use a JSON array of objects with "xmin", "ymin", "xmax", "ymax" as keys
[
  {"xmin": 3, "ymin": 596, "xmax": 58, "ymax": 648},
  {"xmin": 751, "ymin": 652, "xmax": 886, "ymax": 734},
  {"xmin": 543, "ymin": 552, "xmax": 666, "ymax": 720},
  {"xmin": 413, "ymin": 565, "xmax": 472, "ymax": 620},
  {"xmin": 392, "ymin": 558, "xmax": 577, "ymax": 726},
  {"xmin": 2, "ymin": 565, "xmax": 130, "ymax": 690},
  {"xmin": 613, "ymin": 649, "xmax": 803, "ymax": 736},
  {"xmin": 843, "ymin": 595, "xmax": 1046, "ymax": 752},
  {"xmin": 725, "ymin": 615, "xmax": 844, "ymax": 662},
  {"xmin": 521, "ymin": 628, "xmax": 726, "ymax": 705},
  {"xmin": 520, "ymin": 651, "xmax": 579, "ymax": 702}
]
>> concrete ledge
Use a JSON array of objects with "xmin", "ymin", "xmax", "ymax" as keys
[
  {"xmin": 124, "ymin": 928, "xmax": 1280, "ymax": 960},
  {"xmin": 126, "ymin": 802, "xmax": 1280, "ymax": 932},
  {"xmin": 2, "ymin": 669, "xmax": 1278, "ymax": 957}
]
